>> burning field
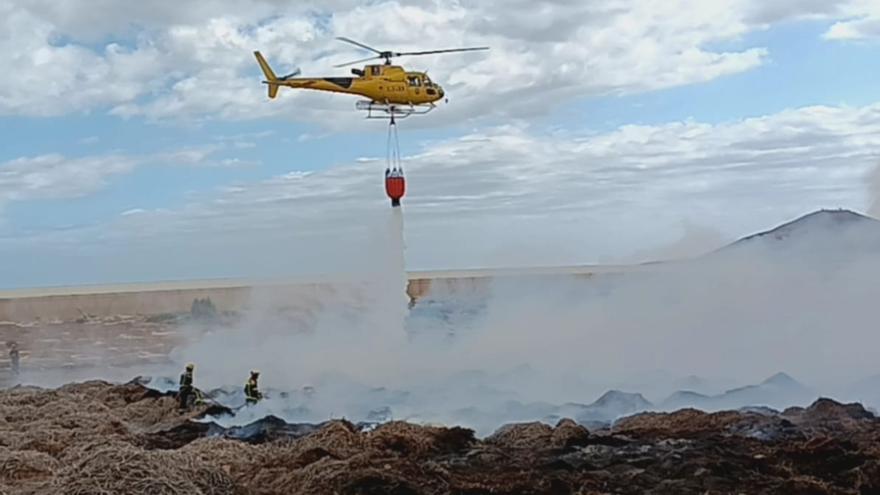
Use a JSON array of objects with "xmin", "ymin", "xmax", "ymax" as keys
[
  {"xmin": 2, "ymin": 379, "xmax": 880, "ymax": 494},
  {"xmin": 4, "ymin": 210, "xmax": 880, "ymax": 493}
]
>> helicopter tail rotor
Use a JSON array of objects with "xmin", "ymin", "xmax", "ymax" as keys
[{"xmin": 278, "ymin": 68, "xmax": 301, "ymax": 80}]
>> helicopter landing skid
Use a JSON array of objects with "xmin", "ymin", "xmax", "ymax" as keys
[{"xmin": 356, "ymin": 101, "xmax": 435, "ymax": 119}]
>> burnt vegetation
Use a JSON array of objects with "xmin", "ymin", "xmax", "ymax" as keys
[{"xmin": 1, "ymin": 381, "xmax": 880, "ymax": 494}]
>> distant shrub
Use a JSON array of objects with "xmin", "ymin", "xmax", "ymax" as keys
[{"xmin": 190, "ymin": 297, "xmax": 217, "ymax": 320}]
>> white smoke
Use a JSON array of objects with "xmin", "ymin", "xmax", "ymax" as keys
[
  {"xmin": 14, "ymin": 202, "xmax": 880, "ymax": 436},
  {"xmin": 866, "ymin": 161, "xmax": 880, "ymax": 218},
  {"xmin": 169, "ymin": 206, "xmax": 410, "ymax": 390},
  {"xmin": 618, "ymin": 221, "xmax": 731, "ymax": 263},
  {"xmin": 165, "ymin": 205, "xmax": 880, "ymax": 435}
]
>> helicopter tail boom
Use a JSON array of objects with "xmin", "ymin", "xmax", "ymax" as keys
[{"xmin": 253, "ymin": 51, "xmax": 281, "ymax": 99}]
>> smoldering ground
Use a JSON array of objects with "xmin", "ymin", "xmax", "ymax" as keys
[{"xmin": 146, "ymin": 207, "xmax": 880, "ymax": 435}]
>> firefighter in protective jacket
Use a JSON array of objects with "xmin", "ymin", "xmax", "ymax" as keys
[
  {"xmin": 178, "ymin": 363, "xmax": 195, "ymax": 410},
  {"xmin": 244, "ymin": 370, "xmax": 263, "ymax": 405}
]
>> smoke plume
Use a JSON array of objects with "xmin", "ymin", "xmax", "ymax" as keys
[
  {"xmin": 866, "ymin": 161, "xmax": 880, "ymax": 218},
  {"xmin": 159, "ymin": 206, "xmax": 880, "ymax": 434}
]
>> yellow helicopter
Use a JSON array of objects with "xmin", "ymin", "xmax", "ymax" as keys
[{"xmin": 254, "ymin": 37, "xmax": 488, "ymax": 118}]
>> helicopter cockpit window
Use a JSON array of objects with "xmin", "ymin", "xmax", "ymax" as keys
[
  {"xmin": 407, "ymin": 76, "xmax": 421, "ymax": 87},
  {"xmin": 422, "ymin": 75, "xmax": 432, "ymax": 87}
]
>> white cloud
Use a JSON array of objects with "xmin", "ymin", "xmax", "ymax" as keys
[
  {"xmin": 823, "ymin": 0, "xmax": 880, "ymax": 40},
  {"xmin": 0, "ymin": 0, "xmax": 859, "ymax": 124},
  {"xmin": 118, "ymin": 0, "xmax": 773, "ymax": 125},
  {"xmin": 743, "ymin": 0, "xmax": 852, "ymax": 25},
  {"xmin": 0, "ymin": 1, "xmax": 168, "ymax": 116},
  {"xmin": 10, "ymin": 100, "xmax": 870, "ymax": 278},
  {"xmin": 2, "ymin": 100, "xmax": 879, "ymax": 286},
  {"xmin": 825, "ymin": 16, "xmax": 880, "ymax": 40},
  {"xmin": 0, "ymin": 141, "xmax": 261, "ymax": 212},
  {"xmin": 0, "ymin": 154, "xmax": 137, "ymax": 206},
  {"xmin": 153, "ymin": 146, "xmax": 255, "ymax": 167}
]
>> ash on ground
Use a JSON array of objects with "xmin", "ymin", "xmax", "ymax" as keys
[{"xmin": 2, "ymin": 379, "xmax": 880, "ymax": 494}]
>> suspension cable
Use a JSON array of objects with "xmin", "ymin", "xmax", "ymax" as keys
[{"xmin": 386, "ymin": 112, "xmax": 402, "ymax": 173}]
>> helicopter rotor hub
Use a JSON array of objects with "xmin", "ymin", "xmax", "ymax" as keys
[{"xmin": 333, "ymin": 37, "xmax": 488, "ymax": 68}]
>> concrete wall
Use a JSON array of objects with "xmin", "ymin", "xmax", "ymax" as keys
[
  {"xmin": 0, "ymin": 287, "xmax": 250, "ymax": 322},
  {"xmin": 0, "ymin": 281, "xmax": 433, "ymax": 322},
  {"xmin": 0, "ymin": 265, "xmax": 648, "ymax": 322}
]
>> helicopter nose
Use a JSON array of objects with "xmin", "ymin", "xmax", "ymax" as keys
[{"xmin": 438, "ymin": 87, "xmax": 444, "ymax": 99}]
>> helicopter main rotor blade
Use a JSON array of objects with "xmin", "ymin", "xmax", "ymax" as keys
[
  {"xmin": 335, "ymin": 37, "xmax": 383, "ymax": 54},
  {"xmin": 395, "ymin": 47, "xmax": 490, "ymax": 57},
  {"xmin": 333, "ymin": 55, "xmax": 383, "ymax": 68}
]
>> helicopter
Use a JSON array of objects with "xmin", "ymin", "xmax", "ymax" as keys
[{"xmin": 254, "ymin": 37, "xmax": 488, "ymax": 118}]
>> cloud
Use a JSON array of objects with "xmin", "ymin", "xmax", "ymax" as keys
[
  {"xmin": 154, "ymin": 146, "xmax": 256, "ymax": 168},
  {"xmin": 822, "ymin": 0, "xmax": 880, "ymax": 40},
  {"xmin": 0, "ymin": 141, "xmax": 261, "ymax": 213},
  {"xmin": 0, "ymin": 0, "xmax": 858, "ymax": 125},
  {"xmin": 5, "ymin": 100, "xmax": 877, "ymax": 286},
  {"xmin": 744, "ymin": 0, "xmax": 851, "ymax": 25},
  {"xmin": 0, "ymin": 1, "xmax": 168, "ymax": 117},
  {"xmin": 825, "ymin": 16, "xmax": 880, "ymax": 40},
  {"xmin": 0, "ymin": 154, "xmax": 137, "ymax": 207}
]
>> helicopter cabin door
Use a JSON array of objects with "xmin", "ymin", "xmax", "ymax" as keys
[{"xmin": 406, "ymin": 74, "xmax": 423, "ymax": 102}]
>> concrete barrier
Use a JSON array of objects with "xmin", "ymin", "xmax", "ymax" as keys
[{"xmin": 0, "ymin": 265, "xmax": 648, "ymax": 322}]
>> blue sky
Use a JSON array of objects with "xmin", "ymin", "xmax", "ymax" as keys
[
  {"xmin": 563, "ymin": 21, "xmax": 879, "ymax": 128},
  {"xmin": 1, "ymin": 0, "xmax": 879, "ymax": 287}
]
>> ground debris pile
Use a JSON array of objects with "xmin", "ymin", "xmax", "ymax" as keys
[
  {"xmin": 52, "ymin": 441, "xmax": 243, "ymax": 495},
  {"xmin": 2, "ymin": 382, "xmax": 880, "ymax": 494}
]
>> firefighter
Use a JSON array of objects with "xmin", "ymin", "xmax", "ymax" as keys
[
  {"xmin": 9, "ymin": 342, "xmax": 20, "ymax": 376},
  {"xmin": 244, "ymin": 370, "xmax": 262, "ymax": 405},
  {"xmin": 178, "ymin": 363, "xmax": 195, "ymax": 411}
]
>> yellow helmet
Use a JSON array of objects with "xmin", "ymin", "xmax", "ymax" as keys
[{"xmin": 186, "ymin": 363, "xmax": 195, "ymax": 370}]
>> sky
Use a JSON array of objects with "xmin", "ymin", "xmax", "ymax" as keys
[{"xmin": 1, "ymin": 0, "xmax": 879, "ymax": 288}]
